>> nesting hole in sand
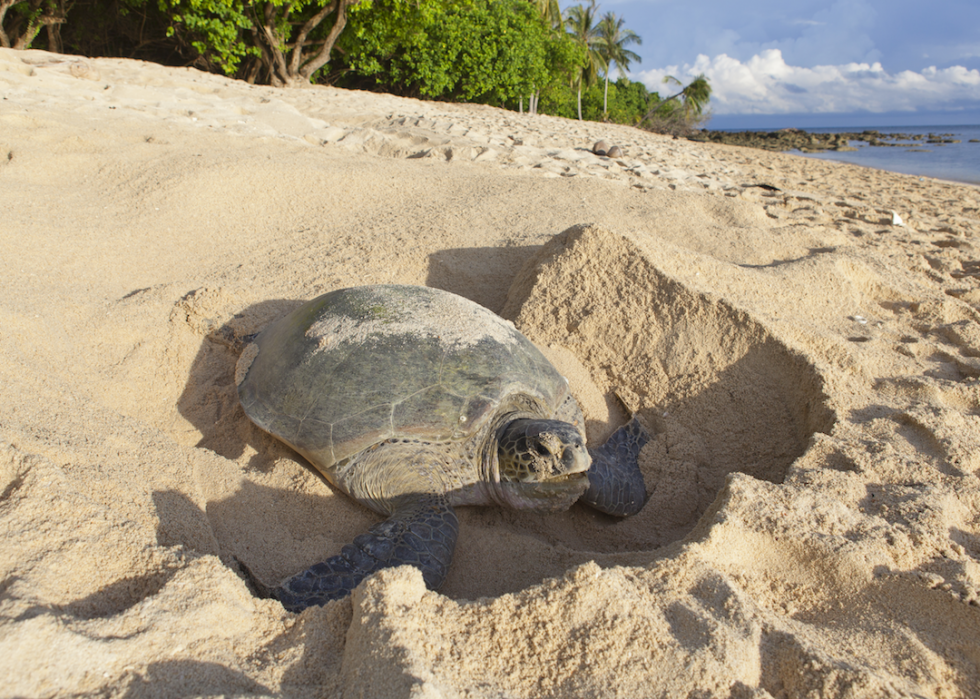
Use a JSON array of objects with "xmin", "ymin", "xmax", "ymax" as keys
[
  {"xmin": 433, "ymin": 224, "xmax": 837, "ymax": 599},
  {"xmin": 171, "ymin": 227, "xmax": 835, "ymax": 602}
]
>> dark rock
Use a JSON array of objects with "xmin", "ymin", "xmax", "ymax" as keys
[{"xmin": 687, "ymin": 129, "xmax": 953, "ymax": 153}]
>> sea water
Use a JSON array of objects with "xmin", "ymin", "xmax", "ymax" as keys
[{"xmin": 789, "ymin": 125, "xmax": 980, "ymax": 185}]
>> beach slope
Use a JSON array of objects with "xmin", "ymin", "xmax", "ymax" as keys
[{"xmin": 1, "ymin": 48, "xmax": 979, "ymax": 698}]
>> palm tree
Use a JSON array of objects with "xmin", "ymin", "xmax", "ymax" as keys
[
  {"xmin": 534, "ymin": 0, "xmax": 562, "ymax": 30},
  {"xmin": 564, "ymin": 0, "xmax": 606, "ymax": 120},
  {"xmin": 596, "ymin": 12, "xmax": 641, "ymax": 116},
  {"xmin": 644, "ymin": 73, "xmax": 712, "ymax": 123}
]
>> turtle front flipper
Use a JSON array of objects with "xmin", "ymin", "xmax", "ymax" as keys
[
  {"xmin": 582, "ymin": 418, "xmax": 650, "ymax": 517},
  {"xmin": 271, "ymin": 495, "xmax": 459, "ymax": 612}
]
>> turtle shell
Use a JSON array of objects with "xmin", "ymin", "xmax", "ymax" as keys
[{"xmin": 236, "ymin": 285, "xmax": 570, "ymax": 480}]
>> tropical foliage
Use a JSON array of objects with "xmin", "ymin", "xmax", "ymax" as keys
[
  {"xmin": 563, "ymin": 0, "xmax": 605, "ymax": 120},
  {"xmin": 335, "ymin": 0, "xmax": 585, "ymax": 107},
  {"xmin": 2, "ymin": 0, "xmax": 711, "ymax": 130},
  {"xmin": 639, "ymin": 73, "xmax": 713, "ymax": 134},
  {"xmin": 159, "ymin": 0, "xmax": 360, "ymax": 86},
  {"xmin": 646, "ymin": 73, "xmax": 712, "ymax": 120},
  {"xmin": 0, "ymin": 0, "xmax": 67, "ymax": 49},
  {"xmin": 596, "ymin": 11, "xmax": 641, "ymax": 115}
]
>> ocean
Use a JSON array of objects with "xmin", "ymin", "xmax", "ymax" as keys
[{"xmin": 786, "ymin": 124, "xmax": 980, "ymax": 185}]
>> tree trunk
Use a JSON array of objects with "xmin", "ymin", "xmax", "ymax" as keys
[
  {"xmin": 12, "ymin": 23, "xmax": 40, "ymax": 49},
  {"xmin": 642, "ymin": 89, "xmax": 685, "ymax": 123},
  {"xmin": 577, "ymin": 84, "xmax": 582, "ymax": 121},
  {"xmin": 253, "ymin": 0, "xmax": 359, "ymax": 87},
  {"xmin": 45, "ymin": 18, "xmax": 61, "ymax": 53},
  {"xmin": 256, "ymin": 3, "xmax": 293, "ymax": 87},
  {"xmin": 296, "ymin": 0, "xmax": 357, "ymax": 81},
  {"xmin": 1, "ymin": 0, "xmax": 64, "ymax": 50},
  {"xmin": 0, "ymin": 0, "xmax": 18, "ymax": 48},
  {"xmin": 603, "ymin": 74, "xmax": 608, "ymax": 115},
  {"xmin": 243, "ymin": 56, "xmax": 262, "ymax": 85}
]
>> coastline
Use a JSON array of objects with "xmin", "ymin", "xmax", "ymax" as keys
[
  {"xmin": 691, "ymin": 127, "xmax": 969, "ymax": 152},
  {"xmin": 690, "ymin": 126, "xmax": 980, "ymax": 186},
  {"xmin": 2, "ymin": 48, "xmax": 980, "ymax": 698},
  {"xmin": 801, "ymin": 157, "xmax": 980, "ymax": 189}
]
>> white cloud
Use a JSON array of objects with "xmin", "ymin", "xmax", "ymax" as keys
[{"xmin": 636, "ymin": 49, "xmax": 980, "ymax": 115}]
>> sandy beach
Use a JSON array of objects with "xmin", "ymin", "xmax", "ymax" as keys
[{"xmin": 2, "ymin": 47, "xmax": 979, "ymax": 698}]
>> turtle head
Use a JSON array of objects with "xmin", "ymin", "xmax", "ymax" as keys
[{"xmin": 494, "ymin": 418, "xmax": 591, "ymax": 510}]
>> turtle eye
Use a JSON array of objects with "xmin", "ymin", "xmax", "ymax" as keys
[{"xmin": 534, "ymin": 441, "xmax": 551, "ymax": 457}]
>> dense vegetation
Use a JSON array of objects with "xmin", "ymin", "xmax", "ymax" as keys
[{"xmin": 0, "ymin": 0, "xmax": 711, "ymax": 130}]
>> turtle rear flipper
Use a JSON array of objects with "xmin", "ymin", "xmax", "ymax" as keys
[
  {"xmin": 273, "ymin": 495, "xmax": 459, "ymax": 612},
  {"xmin": 582, "ymin": 418, "xmax": 649, "ymax": 517}
]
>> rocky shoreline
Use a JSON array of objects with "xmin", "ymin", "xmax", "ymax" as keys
[{"xmin": 688, "ymin": 127, "xmax": 964, "ymax": 153}]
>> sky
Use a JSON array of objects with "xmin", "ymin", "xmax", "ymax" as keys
[{"xmin": 561, "ymin": 0, "xmax": 980, "ymax": 128}]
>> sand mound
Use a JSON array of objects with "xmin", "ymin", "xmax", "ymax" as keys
[
  {"xmin": 505, "ymin": 224, "xmax": 835, "ymax": 548},
  {"xmin": 2, "ymin": 48, "xmax": 979, "ymax": 698},
  {"xmin": 331, "ymin": 224, "xmax": 980, "ymax": 698}
]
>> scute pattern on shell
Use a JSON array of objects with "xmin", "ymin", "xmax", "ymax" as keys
[
  {"xmin": 236, "ymin": 285, "xmax": 569, "ymax": 477},
  {"xmin": 305, "ymin": 285, "xmax": 524, "ymax": 352}
]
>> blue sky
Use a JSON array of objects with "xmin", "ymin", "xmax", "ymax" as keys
[{"xmin": 562, "ymin": 0, "xmax": 980, "ymax": 127}]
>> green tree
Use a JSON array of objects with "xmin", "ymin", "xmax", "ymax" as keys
[
  {"xmin": 606, "ymin": 76, "xmax": 656, "ymax": 124},
  {"xmin": 0, "ymin": 0, "xmax": 65, "ymax": 49},
  {"xmin": 532, "ymin": 0, "xmax": 561, "ymax": 29},
  {"xmin": 566, "ymin": 75, "xmax": 655, "ymax": 124},
  {"xmin": 521, "ymin": 0, "xmax": 563, "ymax": 113},
  {"xmin": 644, "ymin": 73, "xmax": 712, "ymax": 122},
  {"xmin": 596, "ymin": 11, "xmax": 640, "ymax": 116},
  {"xmin": 339, "ymin": 0, "xmax": 580, "ymax": 107},
  {"xmin": 563, "ymin": 0, "xmax": 605, "ymax": 120},
  {"xmin": 162, "ymin": 0, "xmax": 360, "ymax": 85}
]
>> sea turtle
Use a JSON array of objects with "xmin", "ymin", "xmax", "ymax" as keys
[{"xmin": 236, "ymin": 284, "xmax": 649, "ymax": 611}]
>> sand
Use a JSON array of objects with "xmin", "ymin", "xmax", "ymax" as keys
[{"xmin": 1, "ymin": 47, "xmax": 979, "ymax": 698}]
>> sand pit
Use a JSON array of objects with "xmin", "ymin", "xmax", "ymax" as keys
[{"xmin": 1, "ymin": 48, "xmax": 979, "ymax": 697}]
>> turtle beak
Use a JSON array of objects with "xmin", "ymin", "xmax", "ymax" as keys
[
  {"xmin": 535, "ymin": 430, "xmax": 591, "ymax": 479},
  {"xmin": 560, "ymin": 439, "xmax": 590, "ymax": 476}
]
